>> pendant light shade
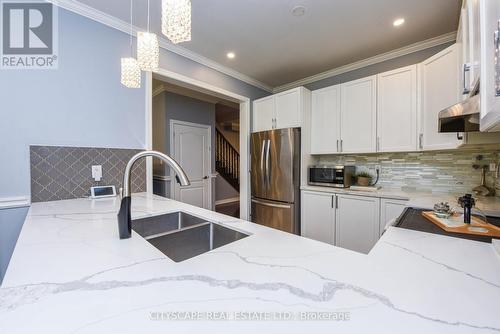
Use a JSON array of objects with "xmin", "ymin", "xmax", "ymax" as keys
[
  {"xmin": 162, "ymin": 0, "xmax": 191, "ymax": 44},
  {"xmin": 137, "ymin": 31, "xmax": 159, "ymax": 71},
  {"xmin": 121, "ymin": 57, "xmax": 141, "ymax": 88}
]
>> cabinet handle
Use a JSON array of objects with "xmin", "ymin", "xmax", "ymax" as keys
[
  {"xmin": 336, "ymin": 139, "xmax": 339, "ymax": 152},
  {"xmin": 376, "ymin": 137, "xmax": 380, "ymax": 151},
  {"xmin": 340, "ymin": 139, "xmax": 343, "ymax": 152},
  {"xmin": 495, "ymin": 20, "xmax": 500, "ymax": 97},
  {"xmin": 462, "ymin": 63, "xmax": 471, "ymax": 95},
  {"xmin": 335, "ymin": 196, "xmax": 338, "ymax": 209},
  {"xmin": 418, "ymin": 133, "xmax": 423, "ymax": 150},
  {"xmin": 331, "ymin": 195, "xmax": 335, "ymax": 208}
]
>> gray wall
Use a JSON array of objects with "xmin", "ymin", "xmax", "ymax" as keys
[
  {"xmin": 215, "ymin": 176, "xmax": 239, "ymax": 202},
  {"xmin": 0, "ymin": 7, "xmax": 270, "ymax": 281},
  {"xmin": 152, "ymin": 91, "xmax": 217, "ymax": 203},
  {"xmin": 304, "ymin": 43, "xmax": 454, "ymax": 91},
  {"xmin": 0, "ymin": 207, "xmax": 28, "ymax": 284},
  {"xmin": 165, "ymin": 92, "xmax": 216, "ymax": 173},
  {"xmin": 0, "ymin": 9, "xmax": 146, "ymax": 201},
  {"xmin": 0, "ymin": 7, "xmax": 270, "ymax": 201}
]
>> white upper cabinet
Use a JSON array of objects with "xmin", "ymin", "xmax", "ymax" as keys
[
  {"xmin": 479, "ymin": 0, "xmax": 500, "ymax": 131},
  {"xmin": 252, "ymin": 96, "xmax": 275, "ymax": 133},
  {"xmin": 275, "ymin": 88, "xmax": 301, "ymax": 129},
  {"xmin": 377, "ymin": 65, "xmax": 418, "ymax": 152},
  {"xmin": 301, "ymin": 191, "xmax": 336, "ymax": 245},
  {"xmin": 418, "ymin": 44, "xmax": 462, "ymax": 150},
  {"xmin": 340, "ymin": 75, "xmax": 377, "ymax": 153},
  {"xmin": 252, "ymin": 87, "xmax": 309, "ymax": 133},
  {"xmin": 310, "ymin": 85, "xmax": 341, "ymax": 154}
]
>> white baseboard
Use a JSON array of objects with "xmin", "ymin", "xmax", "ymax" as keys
[
  {"xmin": 0, "ymin": 196, "xmax": 31, "ymax": 209},
  {"xmin": 215, "ymin": 197, "xmax": 239, "ymax": 206}
]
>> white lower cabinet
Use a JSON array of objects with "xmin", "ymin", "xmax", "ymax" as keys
[
  {"xmin": 379, "ymin": 198, "xmax": 407, "ymax": 236},
  {"xmin": 301, "ymin": 191, "xmax": 335, "ymax": 244},
  {"xmin": 301, "ymin": 191, "xmax": 407, "ymax": 254},
  {"xmin": 335, "ymin": 194, "xmax": 380, "ymax": 254}
]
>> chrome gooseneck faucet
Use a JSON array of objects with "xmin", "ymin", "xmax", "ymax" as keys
[{"xmin": 117, "ymin": 150, "xmax": 190, "ymax": 239}]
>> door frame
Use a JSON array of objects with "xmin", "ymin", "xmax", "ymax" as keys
[
  {"xmin": 169, "ymin": 119, "xmax": 212, "ymax": 209},
  {"xmin": 145, "ymin": 69, "xmax": 252, "ymax": 220}
]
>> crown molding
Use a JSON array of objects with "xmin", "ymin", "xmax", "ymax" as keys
[
  {"xmin": 273, "ymin": 31, "xmax": 457, "ymax": 93},
  {"xmin": 46, "ymin": 0, "xmax": 273, "ymax": 93}
]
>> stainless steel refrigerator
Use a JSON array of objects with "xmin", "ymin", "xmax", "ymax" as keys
[{"xmin": 250, "ymin": 128, "xmax": 300, "ymax": 234}]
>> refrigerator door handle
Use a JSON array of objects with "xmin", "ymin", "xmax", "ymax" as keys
[
  {"xmin": 265, "ymin": 139, "xmax": 271, "ymax": 189},
  {"xmin": 260, "ymin": 139, "xmax": 266, "ymax": 187},
  {"xmin": 252, "ymin": 198, "xmax": 291, "ymax": 209}
]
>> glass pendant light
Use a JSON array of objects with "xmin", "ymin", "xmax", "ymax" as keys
[
  {"xmin": 137, "ymin": 0, "xmax": 159, "ymax": 71},
  {"xmin": 121, "ymin": 0, "xmax": 141, "ymax": 88},
  {"xmin": 162, "ymin": 0, "xmax": 191, "ymax": 44}
]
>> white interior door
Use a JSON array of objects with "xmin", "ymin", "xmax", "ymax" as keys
[{"xmin": 170, "ymin": 121, "xmax": 211, "ymax": 209}]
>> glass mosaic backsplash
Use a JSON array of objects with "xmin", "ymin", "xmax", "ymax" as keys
[{"xmin": 315, "ymin": 150, "xmax": 500, "ymax": 194}]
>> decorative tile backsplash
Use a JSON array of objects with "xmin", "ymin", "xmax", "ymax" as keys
[
  {"xmin": 30, "ymin": 146, "xmax": 146, "ymax": 202},
  {"xmin": 316, "ymin": 150, "xmax": 500, "ymax": 194}
]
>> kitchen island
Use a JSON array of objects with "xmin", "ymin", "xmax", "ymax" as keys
[{"xmin": 1, "ymin": 193, "xmax": 499, "ymax": 333}]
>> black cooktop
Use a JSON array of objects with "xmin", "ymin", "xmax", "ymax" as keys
[{"xmin": 394, "ymin": 208, "xmax": 500, "ymax": 243}]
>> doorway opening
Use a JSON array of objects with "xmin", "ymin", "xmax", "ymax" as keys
[{"xmin": 151, "ymin": 77, "xmax": 241, "ymax": 218}]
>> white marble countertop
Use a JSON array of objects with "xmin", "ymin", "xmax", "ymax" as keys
[
  {"xmin": 1, "ymin": 193, "xmax": 499, "ymax": 333},
  {"xmin": 301, "ymin": 185, "xmax": 500, "ymax": 216}
]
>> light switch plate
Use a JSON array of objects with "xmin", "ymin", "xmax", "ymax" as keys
[{"xmin": 91, "ymin": 165, "xmax": 102, "ymax": 182}]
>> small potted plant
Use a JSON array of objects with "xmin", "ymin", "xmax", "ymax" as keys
[{"xmin": 356, "ymin": 171, "xmax": 372, "ymax": 187}]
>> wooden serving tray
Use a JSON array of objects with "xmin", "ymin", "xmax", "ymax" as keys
[{"xmin": 422, "ymin": 211, "xmax": 500, "ymax": 237}]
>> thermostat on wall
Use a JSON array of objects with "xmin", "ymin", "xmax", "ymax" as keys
[{"xmin": 90, "ymin": 186, "xmax": 117, "ymax": 198}]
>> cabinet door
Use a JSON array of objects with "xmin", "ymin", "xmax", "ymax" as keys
[
  {"xmin": 310, "ymin": 85, "xmax": 341, "ymax": 154},
  {"xmin": 419, "ymin": 45, "xmax": 462, "ymax": 150},
  {"xmin": 479, "ymin": 0, "xmax": 500, "ymax": 131},
  {"xmin": 377, "ymin": 65, "xmax": 417, "ymax": 152},
  {"xmin": 379, "ymin": 198, "xmax": 407, "ymax": 236},
  {"xmin": 301, "ymin": 191, "xmax": 335, "ymax": 244},
  {"xmin": 252, "ymin": 96, "xmax": 275, "ymax": 133},
  {"xmin": 336, "ymin": 195, "xmax": 380, "ymax": 254},
  {"xmin": 275, "ymin": 88, "xmax": 301, "ymax": 129},
  {"xmin": 340, "ymin": 76, "xmax": 377, "ymax": 153},
  {"xmin": 468, "ymin": 0, "xmax": 481, "ymax": 88}
]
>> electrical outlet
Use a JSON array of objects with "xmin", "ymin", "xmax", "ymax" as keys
[
  {"xmin": 375, "ymin": 165, "xmax": 381, "ymax": 172},
  {"xmin": 490, "ymin": 163, "xmax": 497, "ymax": 172},
  {"xmin": 91, "ymin": 165, "xmax": 102, "ymax": 182}
]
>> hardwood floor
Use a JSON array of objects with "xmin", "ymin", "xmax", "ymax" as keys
[{"xmin": 215, "ymin": 201, "xmax": 240, "ymax": 219}]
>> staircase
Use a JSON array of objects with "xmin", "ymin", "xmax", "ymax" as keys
[{"xmin": 216, "ymin": 128, "xmax": 239, "ymax": 190}]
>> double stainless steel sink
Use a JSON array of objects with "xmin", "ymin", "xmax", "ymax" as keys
[{"xmin": 132, "ymin": 212, "xmax": 249, "ymax": 262}]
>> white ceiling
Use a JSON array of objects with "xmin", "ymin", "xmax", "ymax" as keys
[{"xmin": 75, "ymin": 0, "xmax": 461, "ymax": 88}]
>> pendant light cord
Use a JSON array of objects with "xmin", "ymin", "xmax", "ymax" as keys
[
  {"xmin": 147, "ymin": 0, "xmax": 150, "ymax": 32},
  {"xmin": 129, "ymin": 0, "xmax": 133, "ymax": 55}
]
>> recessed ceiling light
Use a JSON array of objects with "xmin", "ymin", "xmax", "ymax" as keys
[
  {"xmin": 227, "ymin": 52, "xmax": 235, "ymax": 59},
  {"xmin": 291, "ymin": 5, "xmax": 306, "ymax": 17},
  {"xmin": 393, "ymin": 18, "xmax": 405, "ymax": 27}
]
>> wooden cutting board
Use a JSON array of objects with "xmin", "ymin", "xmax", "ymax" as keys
[{"xmin": 422, "ymin": 211, "xmax": 500, "ymax": 237}]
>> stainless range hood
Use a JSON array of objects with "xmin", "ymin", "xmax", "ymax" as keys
[{"xmin": 438, "ymin": 80, "xmax": 480, "ymax": 133}]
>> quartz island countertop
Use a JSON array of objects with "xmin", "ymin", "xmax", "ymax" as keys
[{"xmin": 1, "ymin": 193, "xmax": 499, "ymax": 333}]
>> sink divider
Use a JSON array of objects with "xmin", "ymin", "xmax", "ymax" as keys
[{"xmin": 144, "ymin": 221, "xmax": 211, "ymax": 240}]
